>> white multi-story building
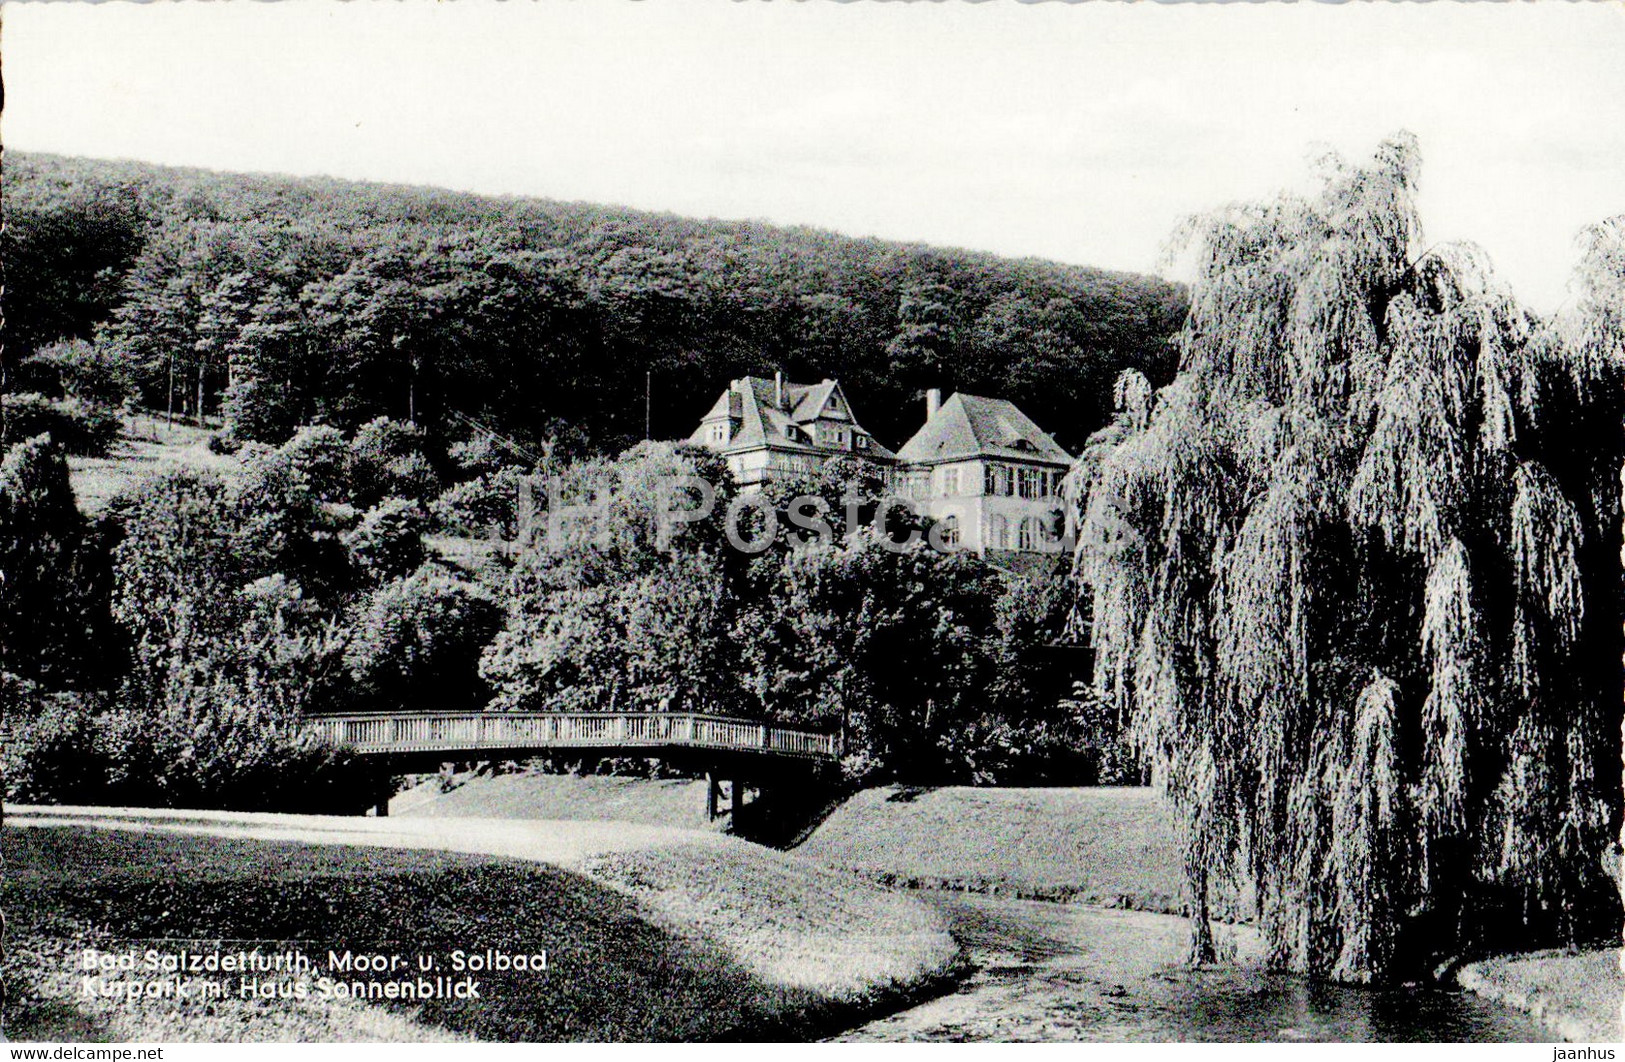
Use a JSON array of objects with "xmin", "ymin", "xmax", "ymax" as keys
[
  {"xmin": 689, "ymin": 376, "xmax": 1072, "ymax": 557},
  {"xmin": 687, "ymin": 373, "xmax": 894, "ymax": 489},
  {"xmin": 894, "ymin": 389, "xmax": 1072, "ymax": 559}
]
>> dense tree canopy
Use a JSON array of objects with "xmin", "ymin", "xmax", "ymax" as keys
[
  {"xmin": 3, "ymin": 152, "xmax": 1173, "ymax": 808},
  {"xmin": 4, "ymin": 152, "xmax": 1185, "ymax": 456},
  {"xmin": 1068, "ymin": 136, "xmax": 1621, "ymax": 980}
]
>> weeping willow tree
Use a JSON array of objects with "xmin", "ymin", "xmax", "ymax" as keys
[{"xmin": 1068, "ymin": 134, "xmax": 1622, "ymax": 981}]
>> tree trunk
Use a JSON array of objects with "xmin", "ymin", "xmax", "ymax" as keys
[
  {"xmin": 1189, "ymin": 863, "xmax": 1217, "ymax": 965},
  {"xmin": 408, "ymin": 353, "xmax": 419, "ymax": 423}
]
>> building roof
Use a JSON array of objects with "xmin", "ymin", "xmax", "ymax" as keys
[
  {"xmin": 690, "ymin": 375, "xmax": 896, "ymax": 459},
  {"xmin": 896, "ymin": 392, "xmax": 1072, "ymax": 465}
]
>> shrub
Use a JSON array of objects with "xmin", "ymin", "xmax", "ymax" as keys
[
  {"xmin": 449, "ymin": 433, "xmax": 518, "ymax": 478},
  {"xmin": 269, "ymin": 425, "xmax": 353, "ymax": 503},
  {"xmin": 937, "ymin": 712, "xmax": 1098, "ymax": 787},
  {"xmin": 0, "ymin": 392, "xmax": 120, "ymax": 457},
  {"xmin": 430, "ymin": 467, "xmax": 526, "ymax": 538},
  {"xmin": 21, "ymin": 338, "xmax": 133, "ymax": 408},
  {"xmin": 350, "ymin": 417, "xmax": 438, "ymax": 505},
  {"xmin": 2, "ymin": 691, "xmax": 112, "ymax": 805},
  {"xmin": 3, "ymin": 697, "xmax": 368, "ymax": 813},
  {"xmin": 0, "ymin": 434, "xmax": 113, "ymax": 687},
  {"xmin": 343, "ymin": 566, "xmax": 503, "ymax": 711},
  {"xmin": 343, "ymin": 497, "xmax": 428, "ymax": 581}
]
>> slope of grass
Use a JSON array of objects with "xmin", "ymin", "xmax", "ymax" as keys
[
  {"xmin": 797, "ymin": 785, "xmax": 1186, "ymax": 913},
  {"xmin": 1455, "ymin": 948, "xmax": 1624, "ymax": 1043},
  {"xmin": 393, "ymin": 772, "xmax": 719, "ymax": 832},
  {"xmin": 584, "ymin": 843, "xmax": 957, "ymax": 998},
  {"xmin": 2, "ymin": 813, "xmax": 957, "ymax": 1043},
  {"xmin": 66, "ymin": 415, "xmax": 241, "ymax": 514}
]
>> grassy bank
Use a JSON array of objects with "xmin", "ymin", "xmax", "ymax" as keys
[
  {"xmin": 393, "ymin": 772, "xmax": 719, "ymax": 832},
  {"xmin": 1455, "ymin": 948, "xmax": 1623, "ymax": 1043},
  {"xmin": 66, "ymin": 416, "xmax": 241, "ymax": 514},
  {"xmin": 798, "ymin": 785, "xmax": 1186, "ymax": 914},
  {"xmin": 2, "ymin": 813, "xmax": 957, "ymax": 1042}
]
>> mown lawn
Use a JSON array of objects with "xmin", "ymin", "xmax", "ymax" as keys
[
  {"xmin": 585, "ymin": 842, "xmax": 959, "ymax": 999},
  {"xmin": 66, "ymin": 416, "xmax": 242, "ymax": 515},
  {"xmin": 798, "ymin": 785, "xmax": 1188, "ymax": 913},
  {"xmin": 393, "ymin": 772, "xmax": 719, "ymax": 832},
  {"xmin": 1456, "ymin": 948, "xmax": 1624, "ymax": 1043},
  {"xmin": 1, "ymin": 826, "xmax": 857, "ymax": 1042}
]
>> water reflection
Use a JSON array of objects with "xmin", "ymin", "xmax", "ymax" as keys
[
  {"xmin": 1087, "ymin": 967, "xmax": 1551, "ymax": 1042},
  {"xmin": 838, "ymin": 895, "xmax": 1552, "ymax": 1043}
]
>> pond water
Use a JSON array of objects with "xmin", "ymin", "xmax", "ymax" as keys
[{"xmin": 836, "ymin": 895, "xmax": 1553, "ymax": 1043}]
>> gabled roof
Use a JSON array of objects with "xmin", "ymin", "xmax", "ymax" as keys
[
  {"xmin": 689, "ymin": 375, "xmax": 895, "ymax": 459},
  {"xmin": 695, "ymin": 389, "xmax": 741, "ymax": 423},
  {"xmin": 895, "ymin": 392, "xmax": 1072, "ymax": 465},
  {"xmin": 789, "ymin": 379, "xmax": 839, "ymax": 421}
]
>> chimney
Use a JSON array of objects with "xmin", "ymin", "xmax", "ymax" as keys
[
  {"xmin": 775, "ymin": 371, "xmax": 785, "ymax": 409},
  {"xmin": 926, "ymin": 388, "xmax": 942, "ymax": 419}
]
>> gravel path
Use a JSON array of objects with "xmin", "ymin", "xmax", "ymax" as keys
[{"xmin": 4, "ymin": 804, "xmax": 733, "ymax": 868}]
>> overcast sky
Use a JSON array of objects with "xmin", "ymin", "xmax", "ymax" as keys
[{"xmin": 6, "ymin": 0, "xmax": 1622, "ymax": 312}]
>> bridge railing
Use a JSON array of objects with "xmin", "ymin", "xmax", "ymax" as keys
[{"xmin": 306, "ymin": 711, "xmax": 838, "ymax": 761}]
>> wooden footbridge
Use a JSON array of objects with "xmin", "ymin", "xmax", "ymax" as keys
[{"xmin": 306, "ymin": 711, "xmax": 842, "ymax": 821}]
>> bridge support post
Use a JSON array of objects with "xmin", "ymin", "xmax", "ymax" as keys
[
  {"xmin": 707, "ymin": 773, "xmax": 747, "ymax": 823},
  {"xmin": 368, "ymin": 768, "xmax": 393, "ymax": 817},
  {"xmin": 734, "ymin": 781, "xmax": 753, "ymax": 831},
  {"xmin": 706, "ymin": 772, "xmax": 721, "ymax": 821}
]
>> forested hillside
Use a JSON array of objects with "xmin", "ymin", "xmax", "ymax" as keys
[
  {"xmin": 2, "ymin": 152, "xmax": 1186, "ymax": 455},
  {"xmin": 3, "ymin": 151, "xmax": 1140, "ymax": 814}
]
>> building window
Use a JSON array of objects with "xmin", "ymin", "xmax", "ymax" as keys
[
  {"xmin": 856, "ymin": 434, "xmax": 869, "ymax": 450},
  {"xmin": 941, "ymin": 467, "xmax": 961, "ymax": 496},
  {"xmin": 1018, "ymin": 467, "xmax": 1041, "ymax": 499},
  {"xmin": 710, "ymin": 423, "xmax": 729, "ymax": 444},
  {"xmin": 1017, "ymin": 516, "xmax": 1038, "ymax": 551},
  {"xmin": 986, "ymin": 513, "xmax": 1008, "ymax": 549},
  {"xmin": 985, "ymin": 464, "xmax": 1013, "ymax": 496},
  {"xmin": 941, "ymin": 513, "xmax": 960, "ymax": 547}
]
